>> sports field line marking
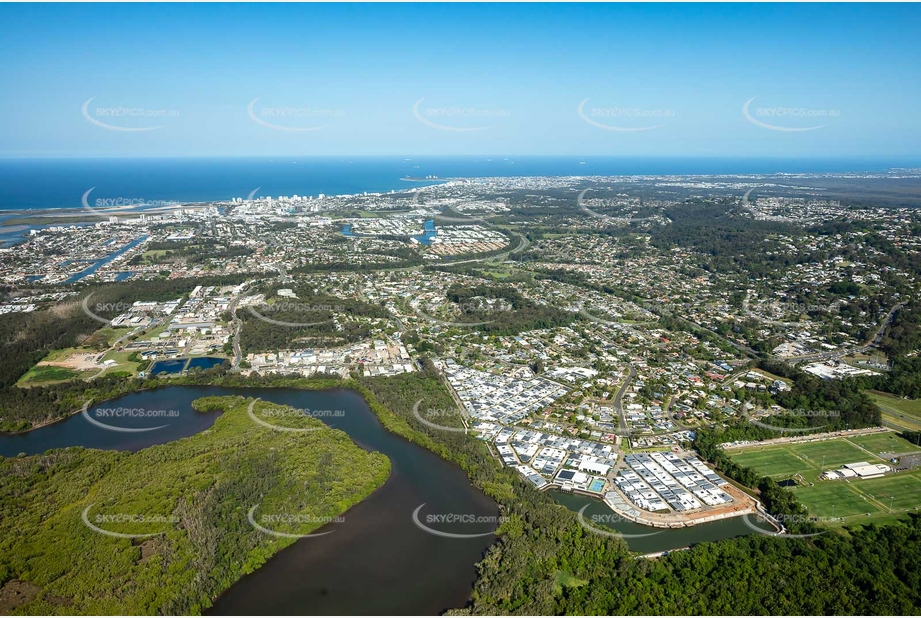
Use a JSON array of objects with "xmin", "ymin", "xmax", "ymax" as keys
[
  {"xmin": 842, "ymin": 437, "xmax": 887, "ymax": 461},
  {"xmin": 844, "ymin": 482, "xmax": 888, "ymax": 512}
]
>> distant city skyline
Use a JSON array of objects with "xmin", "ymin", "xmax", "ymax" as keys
[{"xmin": 1, "ymin": 3, "xmax": 919, "ymax": 158}]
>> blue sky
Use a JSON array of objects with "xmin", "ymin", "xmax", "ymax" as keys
[{"xmin": 1, "ymin": 3, "xmax": 919, "ymax": 158}]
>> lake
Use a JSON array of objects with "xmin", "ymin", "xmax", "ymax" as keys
[{"xmin": 0, "ymin": 385, "xmax": 498, "ymax": 615}]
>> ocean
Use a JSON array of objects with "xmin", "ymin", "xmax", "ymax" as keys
[{"xmin": 0, "ymin": 156, "xmax": 918, "ymax": 212}]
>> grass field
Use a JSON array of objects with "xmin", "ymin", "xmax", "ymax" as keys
[
  {"xmin": 139, "ymin": 248, "xmax": 178, "ymax": 261},
  {"xmin": 866, "ymin": 390, "xmax": 921, "ymax": 431},
  {"xmin": 794, "ymin": 483, "xmax": 882, "ymax": 519},
  {"xmin": 729, "ymin": 448, "xmax": 814, "ymax": 477},
  {"xmin": 847, "ymin": 432, "xmax": 919, "ymax": 456},
  {"xmin": 16, "ymin": 365, "xmax": 87, "ymax": 385},
  {"xmin": 727, "ymin": 436, "xmax": 921, "ymax": 525},
  {"xmin": 730, "ymin": 438, "xmax": 873, "ymax": 479},
  {"xmin": 793, "ymin": 440, "xmax": 877, "ymax": 469},
  {"xmin": 727, "ymin": 436, "xmax": 903, "ymax": 478},
  {"xmin": 794, "ymin": 470, "xmax": 921, "ymax": 525}
]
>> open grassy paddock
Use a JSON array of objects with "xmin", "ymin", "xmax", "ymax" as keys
[
  {"xmin": 15, "ymin": 364, "xmax": 89, "ymax": 385},
  {"xmin": 866, "ymin": 390, "xmax": 921, "ymax": 432}
]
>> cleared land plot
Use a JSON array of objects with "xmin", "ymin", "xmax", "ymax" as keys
[
  {"xmin": 16, "ymin": 365, "xmax": 88, "ymax": 385},
  {"xmin": 84, "ymin": 326, "xmax": 134, "ymax": 347},
  {"xmin": 100, "ymin": 350, "xmax": 144, "ymax": 375},
  {"xmin": 751, "ymin": 368, "xmax": 793, "ymax": 387},
  {"xmin": 38, "ymin": 347, "xmax": 83, "ymax": 362}
]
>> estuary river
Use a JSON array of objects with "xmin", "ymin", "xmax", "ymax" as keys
[
  {"xmin": 0, "ymin": 386, "xmax": 498, "ymax": 615},
  {"xmin": 0, "ymin": 384, "xmax": 772, "ymax": 611}
]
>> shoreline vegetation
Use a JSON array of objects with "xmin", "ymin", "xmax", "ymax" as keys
[
  {"xmin": 348, "ymin": 372, "xmax": 921, "ymax": 615},
  {"xmin": 0, "ymin": 394, "xmax": 390, "ymax": 615},
  {"xmin": 3, "ymin": 370, "xmax": 921, "ymax": 614}
]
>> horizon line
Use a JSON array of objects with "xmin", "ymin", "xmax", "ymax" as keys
[{"xmin": 2, "ymin": 154, "xmax": 920, "ymax": 161}]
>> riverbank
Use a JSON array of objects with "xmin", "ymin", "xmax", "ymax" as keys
[
  {"xmin": 0, "ymin": 370, "xmax": 343, "ymax": 435},
  {"xmin": 542, "ymin": 481, "xmax": 758, "ymax": 530},
  {"xmin": 0, "ymin": 394, "xmax": 391, "ymax": 615},
  {"xmin": 1, "ymin": 379, "xmax": 502, "ymax": 614}
]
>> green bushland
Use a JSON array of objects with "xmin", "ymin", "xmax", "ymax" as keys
[
  {"xmin": 237, "ymin": 284, "xmax": 390, "ymax": 354},
  {"xmin": 354, "ymin": 371, "xmax": 921, "ymax": 615},
  {"xmin": 4, "ymin": 367, "xmax": 921, "ymax": 614},
  {"xmin": 872, "ymin": 302, "xmax": 921, "ymax": 398},
  {"xmin": 0, "ymin": 395, "xmax": 389, "ymax": 615},
  {"xmin": 0, "ymin": 363, "xmax": 239, "ymax": 432}
]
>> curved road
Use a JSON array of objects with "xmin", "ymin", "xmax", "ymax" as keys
[
  {"xmin": 613, "ymin": 364, "xmax": 636, "ymax": 436},
  {"xmin": 782, "ymin": 301, "xmax": 907, "ymax": 364}
]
